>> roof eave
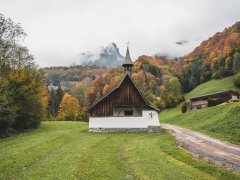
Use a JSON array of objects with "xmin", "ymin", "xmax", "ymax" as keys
[{"xmin": 190, "ymin": 89, "xmax": 239, "ymax": 101}]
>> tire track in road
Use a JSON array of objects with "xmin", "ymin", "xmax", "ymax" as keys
[{"xmin": 162, "ymin": 124, "xmax": 240, "ymax": 172}]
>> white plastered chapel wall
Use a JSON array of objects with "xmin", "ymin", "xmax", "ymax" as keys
[{"xmin": 89, "ymin": 110, "xmax": 160, "ymax": 129}]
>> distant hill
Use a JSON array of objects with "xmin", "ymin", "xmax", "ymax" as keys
[
  {"xmin": 179, "ymin": 22, "xmax": 240, "ymax": 93},
  {"xmin": 80, "ymin": 42, "xmax": 124, "ymax": 68},
  {"xmin": 41, "ymin": 65, "xmax": 109, "ymax": 86},
  {"xmin": 184, "ymin": 22, "xmax": 240, "ymax": 63}
]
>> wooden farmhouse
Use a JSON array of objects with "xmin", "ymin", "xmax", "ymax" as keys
[
  {"xmin": 87, "ymin": 46, "xmax": 161, "ymax": 132},
  {"xmin": 190, "ymin": 90, "xmax": 239, "ymax": 110}
]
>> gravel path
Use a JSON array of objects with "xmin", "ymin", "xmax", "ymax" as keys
[{"xmin": 162, "ymin": 124, "xmax": 240, "ymax": 172}]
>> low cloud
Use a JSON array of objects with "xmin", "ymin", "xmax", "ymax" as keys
[{"xmin": 1, "ymin": 0, "xmax": 240, "ymax": 67}]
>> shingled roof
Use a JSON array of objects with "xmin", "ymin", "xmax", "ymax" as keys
[
  {"xmin": 87, "ymin": 73, "xmax": 160, "ymax": 112},
  {"xmin": 122, "ymin": 46, "xmax": 133, "ymax": 67},
  {"xmin": 190, "ymin": 90, "xmax": 239, "ymax": 101}
]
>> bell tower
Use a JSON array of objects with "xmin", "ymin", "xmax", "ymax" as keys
[{"xmin": 122, "ymin": 42, "xmax": 133, "ymax": 74}]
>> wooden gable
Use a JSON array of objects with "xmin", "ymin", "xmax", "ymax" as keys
[{"xmin": 88, "ymin": 74, "xmax": 158, "ymax": 117}]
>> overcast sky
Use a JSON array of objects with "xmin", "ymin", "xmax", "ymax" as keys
[{"xmin": 1, "ymin": 0, "xmax": 240, "ymax": 67}]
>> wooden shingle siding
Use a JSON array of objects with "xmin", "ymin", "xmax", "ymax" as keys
[{"xmin": 89, "ymin": 75, "xmax": 150, "ymax": 117}]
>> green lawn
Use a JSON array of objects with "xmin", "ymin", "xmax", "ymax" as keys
[
  {"xmin": 0, "ymin": 122, "xmax": 239, "ymax": 179},
  {"xmin": 159, "ymin": 103, "xmax": 182, "ymax": 122}
]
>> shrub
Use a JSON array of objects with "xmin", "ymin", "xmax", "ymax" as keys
[
  {"xmin": 1, "ymin": 69, "xmax": 44, "ymax": 136},
  {"xmin": 233, "ymin": 73, "xmax": 240, "ymax": 88},
  {"xmin": 212, "ymin": 72, "xmax": 220, "ymax": 79},
  {"xmin": 0, "ymin": 102, "xmax": 16, "ymax": 137},
  {"xmin": 182, "ymin": 102, "xmax": 187, "ymax": 113}
]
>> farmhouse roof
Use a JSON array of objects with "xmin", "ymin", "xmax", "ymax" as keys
[{"xmin": 190, "ymin": 90, "xmax": 239, "ymax": 101}]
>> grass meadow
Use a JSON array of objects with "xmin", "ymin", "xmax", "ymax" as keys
[{"xmin": 0, "ymin": 121, "xmax": 239, "ymax": 179}]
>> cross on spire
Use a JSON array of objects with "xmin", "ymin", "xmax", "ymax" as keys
[{"xmin": 126, "ymin": 41, "xmax": 131, "ymax": 46}]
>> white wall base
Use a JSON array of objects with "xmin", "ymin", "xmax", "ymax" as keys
[{"xmin": 89, "ymin": 110, "xmax": 160, "ymax": 129}]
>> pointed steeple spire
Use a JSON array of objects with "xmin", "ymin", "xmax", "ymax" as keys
[{"xmin": 122, "ymin": 43, "xmax": 133, "ymax": 74}]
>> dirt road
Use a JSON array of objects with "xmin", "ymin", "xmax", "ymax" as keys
[{"xmin": 162, "ymin": 124, "xmax": 240, "ymax": 172}]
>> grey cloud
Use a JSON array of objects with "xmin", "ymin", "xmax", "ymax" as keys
[{"xmin": 0, "ymin": 0, "xmax": 240, "ymax": 67}]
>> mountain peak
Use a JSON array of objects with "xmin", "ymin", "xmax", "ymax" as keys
[{"xmin": 80, "ymin": 43, "xmax": 124, "ymax": 68}]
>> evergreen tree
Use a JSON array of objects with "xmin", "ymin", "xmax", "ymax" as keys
[
  {"xmin": 55, "ymin": 85, "xmax": 64, "ymax": 115},
  {"xmin": 47, "ymin": 88, "xmax": 57, "ymax": 117},
  {"xmin": 200, "ymin": 63, "xmax": 212, "ymax": 83},
  {"xmin": 225, "ymin": 56, "xmax": 232, "ymax": 70},
  {"xmin": 0, "ymin": 77, "xmax": 17, "ymax": 136},
  {"xmin": 218, "ymin": 56, "xmax": 225, "ymax": 68},
  {"xmin": 190, "ymin": 58, "xmax": 202, "ymax": 87},
  {"xmin": 233, "ymin": 52, "xmax": 240, "ymax": 73},
  {"xmin": 0, "ymin": 102, "xmax": 16, "ymax": 137}
]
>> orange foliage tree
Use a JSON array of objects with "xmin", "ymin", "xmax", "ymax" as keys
[{"xmin": 58, "ymin": 93, "xmax": 80, "ymax": 121}]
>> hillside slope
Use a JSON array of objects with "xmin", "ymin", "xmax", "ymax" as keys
[
  {"xmin": 179, "ymin": 22, "xmax": 240, "ymax": 93},
  {"xmin": 184, "ymin": 21, "xmax": 240, "ymax": 63},
  {"xmin": 160, "ymin": 76, "xmax": 240, "ymax": 121},
  {"xmin": 160, "ymin": 76, "xmax": 240, "ymax": 144},
  {"xmin": 161, "ymin": 102, "xmax": 240, "ymax": 144},
  {"xmin": 185, "ymin": 76, "xmax": 240, "ymax": 99}
]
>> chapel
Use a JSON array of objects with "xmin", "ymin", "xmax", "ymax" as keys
[{"xmin": 87, "ymin": 46, "xmax": 161, "ymax": 132}]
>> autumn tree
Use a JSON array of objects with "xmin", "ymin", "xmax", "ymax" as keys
[
  {"xmin": 6, "ymin": 69, "xmax": 45, "ymax": 130},
  {"xmin": 159, "ymin": 85, "xmax": 169, "ymax": 109},
  {"xmin": 169, "ymin": 77, "xmax": 182, "ymax": 101},
  {"xmin": 40, "ymin": 85, "xmax": 49, "ymax": 120},
  {"xmin": 132, "ymin": 71, "xmax": 146, "ymax": 91},
  {"xmin": 158, "ymin": 77, "xmax": 183, "ymax": 109},
  {"xmin": 58, "ymin": 94, "xmax": 80, "ymax": 121},
  {"xmin": 86, "ymin": 86, "xmax": 97, "ymax": 106},
  {"xmin": 0, "ymin": 14, "xmax": 44, "ymax": 136},
  {"xmin": 92, "ymin": 76, "xmax": 105, "ymax": 98}
]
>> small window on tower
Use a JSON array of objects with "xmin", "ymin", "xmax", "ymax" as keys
[{"xmin": 124, "ymin": 110, "xmax": 133, "ymax": 116}]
